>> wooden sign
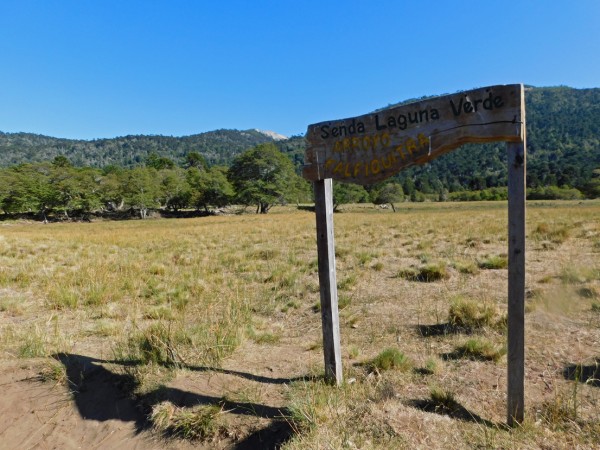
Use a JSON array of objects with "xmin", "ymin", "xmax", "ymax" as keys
[
  {"xmin": 307, "ymin": 84, "xmax": 526, "ymax": 427},
  {"xmin": 303, "ymin": 84, "xmax": 524, "ymax": 185}
]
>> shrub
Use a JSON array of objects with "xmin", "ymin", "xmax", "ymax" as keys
[
  {"xmin": 123, "ymin": 323, "xmax": 184, "ymax": 367},
  {"xmin": 527, "ymin": 186, "xmax": 584, "ymax": 200}
]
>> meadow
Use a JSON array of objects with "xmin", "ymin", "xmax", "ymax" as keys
[{"xmin": 0, "ymin": 200, "xmax": 599, "ymax": 449}]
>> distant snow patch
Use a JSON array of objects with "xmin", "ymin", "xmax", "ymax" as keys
[{"xmin": 255, "ymin": 129, "xmax": 288, "ymax": 141}]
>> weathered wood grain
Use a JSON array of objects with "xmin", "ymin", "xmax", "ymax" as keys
[
  {"xmin": 314, "ymin": 179, "xmax": 343, "ymax": 385},
  {"xmin": 303, "ymin": 84, "xmax": 525, "ymax": 185},
  {"xmin": 507, "ymin": 137, "xmax": 526, "ymax": 425}
]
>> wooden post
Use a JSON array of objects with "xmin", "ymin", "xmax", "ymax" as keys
[
  {"xmin": 314, "ymin": 178, "xmax": 343, "ymax": 385},
  {"xmin": 507, "ymin": 139, "xmax": 526, "ymax": 426}
]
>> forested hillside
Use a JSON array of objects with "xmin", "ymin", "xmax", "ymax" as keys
[
  {"xmin": 380, "ymin": 86, "xmax": 600, "ymax": 196},
  {"xmin": 0, "ymin": 129, "xmax": 280, "ymax": 167}
]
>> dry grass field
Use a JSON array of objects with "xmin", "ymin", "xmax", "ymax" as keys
[{"xmin": 0, "ymin": 200, "xmax": 599, "ymax": 449}]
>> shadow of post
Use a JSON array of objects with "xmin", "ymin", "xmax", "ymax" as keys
[{"xmin": 406, "ymin": 398, "xmax": 503, "ymax": 429}]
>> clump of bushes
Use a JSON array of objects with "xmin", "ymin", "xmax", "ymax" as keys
[{"xmin": 527, "ymin": 186, "xmax": 584, "ymax": 200}]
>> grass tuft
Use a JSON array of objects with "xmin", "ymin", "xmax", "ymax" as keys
[
  {"xmin": 18, "ymin": 326, "xmax": 47, "ymax": 358},
  {"xmin": 37, "ymin": 361, "xmax": 68, "ymax": 385},
  {"xmin": 532, "ymin": 222, "xmax": 570, "ymax": 244},
  {"xmin": 150, "ymin": 401, "xmax": 224, "ymax": 441},
  {"xmin": 124, "ymin": 323, "xmax": 182, "ymax": 367},
  {"xmin": 398, "ymin": 262, "xmax": 449, "ymax": 282},
  {"xmin": 452, "ymin": 338, "xmax": 506, "ymax": 362},
  {"xmin": 453, "ymin": 260, "xmax": 479, "ymax": 275},
  {"xmin": 577, "ymin": 286, "xmax": 598, "ymax": 299},
  {"xmin": 429, "ymin": 386, "xmax": 459, "ymax": 413},
  {"xmin": 448, "ymin": 296, "xmax": 497, "ymax": 331},
  {"xmin": 369, "ymin": 348, "xmax": 412, "ymax": 372},
  {"xmin": 478, "ymin": 255, "xmax": 508, "ymax": 270},
  {"xmin": 337, "ymin": 274, "xmax": 358, "ymax": 290}
]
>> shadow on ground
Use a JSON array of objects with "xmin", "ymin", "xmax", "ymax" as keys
[
  {"xmin": 406, "ymin": 398, "xmax": 501, "ymax": 429},
  {"xmin": 415, "ymin": 323, "xmax": 476, "ymax": 337},
  {"xmin": 563, "ymin": 359, "xmax": 600, "ymax": 387},
  {"xmin": 52, "ymin": 353, "xmax": 300, "ymax": 449},
  {"xmin": 182, "ymin": 363, "xmax": 315, "ymax": 385}
]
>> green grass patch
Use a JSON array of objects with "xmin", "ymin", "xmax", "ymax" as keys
[
  {"xmin": 478, "ymin": 255, "xmax": 508, "ymax": 270},
  {"xmin": 18, "ymin": 325, "xmax": 47, "ymax": 358},
  {"xmin": 356, "ymin": 251, "xmax": 374, "ymax": 266},
  {"xmin": 451, "ymin": 338, "xmax": 505, "ymax": 362},
  {"xmin": 452, "ymin": 260, "xmax": 479, "ymax": 275},
  {"xmin": 369, "ymin": 348, "xmax": 412, "ymax": 372},
  {"xmin": 531, "ymin": 222, "xmax": 570, "ymax": 244},
  {"xmin": 398, "ymin": 263, "xmax": 449, "ymax": 282},
  {"xmin": 251, "ymin": 331, "xmax": 281, "ymax": 345},
  {"xmin": 337, "ymin": 274, "xmax": 358, "ymax": 290}
]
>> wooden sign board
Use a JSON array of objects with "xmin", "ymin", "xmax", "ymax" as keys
[{"xmin": 303, "ymin": 84, "xmax": 524, "ymax": 185}]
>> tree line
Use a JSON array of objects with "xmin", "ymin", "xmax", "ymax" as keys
[
  {"xmin": 0, "ymin": 144, "xmax": 316, "ymax": 221},
  {"xmin": 1, "ymin": 140, "xmax": 599, "ymax": 222}
]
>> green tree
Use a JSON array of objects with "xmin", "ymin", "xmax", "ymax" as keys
[
  {"xmin": 185, "ymin": 151, "xmax": 209, "ymax": 170},
  {"xmin": 99, "ymin": 166, "xmax": 127, "ymax": 211},
  {"xmin": 122, "ymin": 167, "xmax": 161, "ymax": 219},
  {"xmin": 0, "ymin": 163, "xmax": 53, "ymax": 219},
  {"xmin": 52, "ymin": 155, "xmax": 72, "ymax": 168},
  {"xmin": 159, "ymin": 168, "xmax": 191, "ymax": 211},
  {"xmin": 47, "ymin": 165, "xmax": 103, "ymax": 217},
  {"xmin": 582, "ymin": 168, "xmax": 600, "ymax": 198},
  {"xmin": 371, "ymin": 182, "xmax": 404, "ymax": 212},
  {"xmin": 332, "ymin": 182, "xmax": 369, "ymax": 212},
  {"xmin": 402, "ymin": 177, "xmax": 416, "ymax": 197},
  {"xmin": 146, "ymin": 152, "xmax": 175, "ymax": 170},
  {"xmin": 188, "ymin": 166, "xmax": 234, "ymax": 212},
  {"xmin": 71, "ymin": 168, "xmax": 104, "ymax": 215},
  {"xmin": 228, "ymin": 143, "xmax": 298, "ymax": 213}
]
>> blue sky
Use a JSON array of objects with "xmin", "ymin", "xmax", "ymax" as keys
[{"xmin": 1, "ymin": 1, "xmax": 598, "ymax": 140}]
